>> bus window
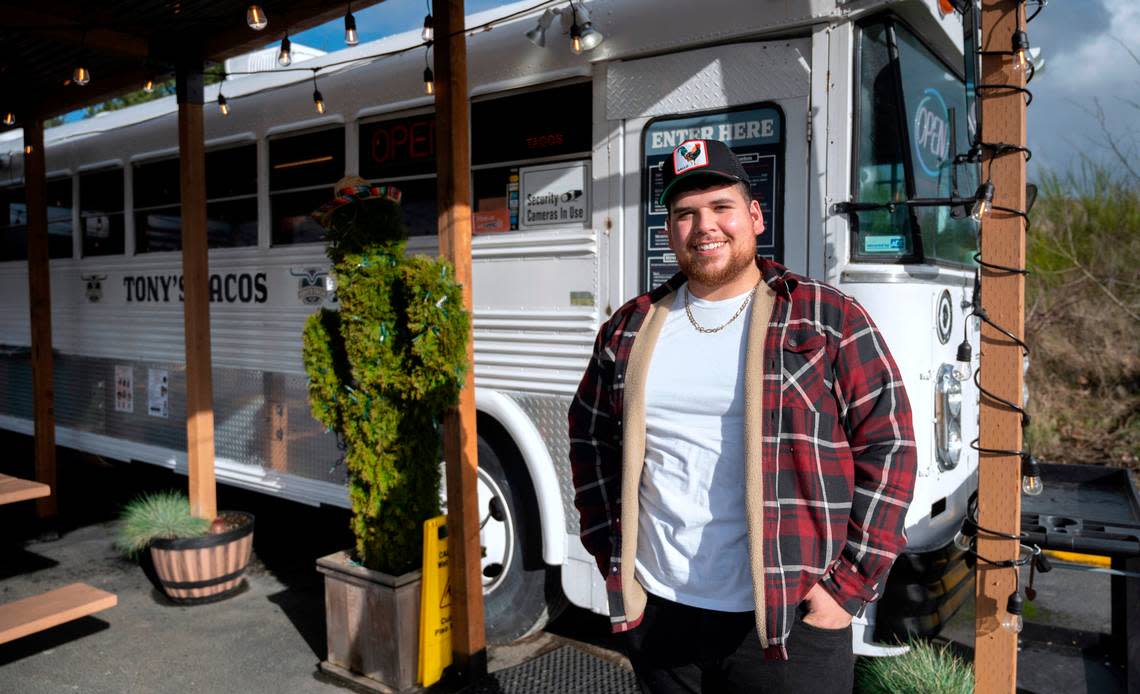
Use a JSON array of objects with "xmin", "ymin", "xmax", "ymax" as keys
[
  {"xmin": 853, "ymin": 22, "xmax": 917, "ymax": 261},
  {"xmin": 134, "ymin": 157, "xmax": 181, "ymax": 253},
  {"xmin": 80, "ymin": 168, "xmax": 125, "ymax": 257},
  {"xmin": 895, "ymin": 26, "xmax": 978, "ymax": 266},
  {"xmin": 205, "ymin": 144, "xmax": 257, "ymax": 248},
  {"xmin": 270, "ymin": 127, "xmax": 345, "ymax": 245},
  {"xmin": 0, "ymin": 180, "xmax": 74, "ymax": 261},
  {"xmin": 0, "ymin": 186, "xmax": 28, "ymax": 262},
  {"xmin": 46, "ymin": 176, "xmax": 73, "ymax": 259},
  {"xmin": 471, "ymin": 82, "xmax": 591, "ymax": 234},
  {"xmin": 852, "ymin": 21, "xmax": 979, "ymax": 266},
  {"xmin": 359, "ymin": 114, "xmax": 437, "ymax": 237}
]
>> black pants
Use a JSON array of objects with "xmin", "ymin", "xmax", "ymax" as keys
[{"xmin": 622, "ymin": 594, "xmax": 855, "ymax": 694}]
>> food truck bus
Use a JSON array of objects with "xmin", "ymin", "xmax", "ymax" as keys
[{"xmin": 0, "ymin": 0, "xmax": 981, "ymax": 652}]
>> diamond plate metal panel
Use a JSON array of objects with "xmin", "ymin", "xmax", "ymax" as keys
[
  {"xmin": 506, "ymin": 391, "xmax": 578, "ymax": 534},
  {"xmin": 0, "ymin": 353, "xmax": 345, "ymax": 487},
  {"xmin": 471, "ymin": 646, "xmax": 637, "ymax": 694},
  {"xmin": 606, "ymin": 41, "xmax": 811, "ymax": 121}
]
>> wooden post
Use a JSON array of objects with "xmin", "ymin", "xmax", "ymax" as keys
[
  {"xmin": 433, "ymin": 0, "xmax": 486, "ymax": 679},
  {"xmin": 176, "ymin": 62, "xmax": 217, "ymax": 521},
  {"xmin": 973, "ymin": 1, "xmax": 1027, "ymax": 692},
  {"xmin": 23, "ymin": 119, "xmax": 58, "ymax": 520}
]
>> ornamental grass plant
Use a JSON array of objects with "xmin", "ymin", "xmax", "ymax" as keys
[
  {"xmin": 116, "ymin": 490, "xmax": 210, "ymax": 559},
  {"xmin": 855, "ymin": 638, "xmax": 974, "ymax": 694},
  {"xmin": 302, "ymin": 180, "xmax": 469, "ymax": 576}
]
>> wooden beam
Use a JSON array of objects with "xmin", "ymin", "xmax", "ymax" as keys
[
  {"xmin": 433, "ymin": 0, "xmax": 486, "ymax": 680},
  {"xmin": 23, "ymin": 119, "xmax": 58, "ymax": 521},
  {"xmin": 176, "ymin": 62, "xmax": 216, "ymax": 522},
  {"xmin": 973, "ymin": 1, "xmax": 1027, "ymax": 692},
  {"xmin": 2, "ymin": 7, "xmax": 149, "ymax": 59}
]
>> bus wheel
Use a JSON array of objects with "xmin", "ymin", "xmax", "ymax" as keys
[{"xmin": 476, "ymin": 436, "xmax": 565, "ymax": 644}]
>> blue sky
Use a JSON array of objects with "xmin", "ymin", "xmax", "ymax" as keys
[{"xmin": 292, "ymin": 0, "xmax": 510, "ymax": 49}]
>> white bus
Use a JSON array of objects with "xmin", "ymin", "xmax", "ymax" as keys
[{"xmin": 0, "ymin": 0, "xmax": 981, "ymax": 653}]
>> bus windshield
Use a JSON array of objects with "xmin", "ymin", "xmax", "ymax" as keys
[{"xmin": 853, "ymin": 20, "xmax": 978, "ymax": 266}]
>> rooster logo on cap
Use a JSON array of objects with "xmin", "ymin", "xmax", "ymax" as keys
[{"xmin": 677, "ymin": 142, "xmax": 702, "ymax": 162}]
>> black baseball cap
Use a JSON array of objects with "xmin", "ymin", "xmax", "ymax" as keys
[{"xmin": 658, "ymin": 138, "xmax": 750, "ymax": 207}]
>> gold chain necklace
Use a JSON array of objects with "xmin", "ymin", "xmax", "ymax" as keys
[{"xmin": 684, "ymin": 283, "xmax": 757, "ymax": 334}]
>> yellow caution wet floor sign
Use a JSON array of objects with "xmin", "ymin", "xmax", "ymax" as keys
[{"xmin": 419, "ymin": 516, "xmax": 451, "ymax": 686}]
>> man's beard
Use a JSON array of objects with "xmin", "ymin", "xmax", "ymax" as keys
[{"xmin": 678, "ymin": 241, "xmax": 757, "ymax": 288}]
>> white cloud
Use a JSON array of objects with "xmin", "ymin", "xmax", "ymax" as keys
[{"xmin": 1045, "ymin": 0, "xmax": 1140, "ymax": 95}]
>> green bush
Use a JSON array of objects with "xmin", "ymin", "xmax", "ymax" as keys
[
  {"xmin": 855, "ymin": 639, "xmax": 974, "ymax": 694},
  {"xmin": 302, "ymin": 186, "xmax": 468, "ymax": 575},
  {"xmin": 116, "ymin": 490, "xmax": 210, "ymax": 559},
  {"xmin": 1025, "ymin": 163, "xmax": 1140, "ymax": 468}
]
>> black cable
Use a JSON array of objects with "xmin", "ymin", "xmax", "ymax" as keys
[{"xmin": 975, "ymin": 83, "xmax": 1033, "ymax": 106}]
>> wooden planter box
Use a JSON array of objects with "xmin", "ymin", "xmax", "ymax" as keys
[
  {"xmin": 148, "ymin": 511, "xmax": 254, "ymax": 604},
  {"xmin": 317, "ymin": 551, "xmax": 422, "ymax": 693}
]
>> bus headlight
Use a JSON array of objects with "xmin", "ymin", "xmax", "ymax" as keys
[{"xmin": 935, "ymin": 363, "xmax": 962, "ymax": 471}]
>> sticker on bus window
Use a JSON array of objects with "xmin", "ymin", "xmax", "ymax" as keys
[{"xmin": 863, "ymin": 235, "xmax": 906, "ymax": 253}]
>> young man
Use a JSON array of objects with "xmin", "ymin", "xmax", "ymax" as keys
[{"xmin": 568, "ymin": 139, "xmax": 917, "ymax": 692}]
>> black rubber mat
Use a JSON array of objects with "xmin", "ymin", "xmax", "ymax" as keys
[{"xmin": 471, "ymin": 645, "xmax": 639, "ymax": 693}]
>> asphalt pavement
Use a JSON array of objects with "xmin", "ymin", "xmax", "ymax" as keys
[{"xmin": 0, "ymin": 441, "xmax": 1129, "ymax": 693}]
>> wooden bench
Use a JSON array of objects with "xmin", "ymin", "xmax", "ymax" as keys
[
  {"xmin": 0, "ymin": 583, "xmax": 118, "ymax": 645},
  {"xmin": 0, "ymin": 473, "xmax": 50, "ymax": 506}
]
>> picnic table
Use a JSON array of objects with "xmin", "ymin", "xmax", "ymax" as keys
[{"xmin": 0, "ymin": 473, "xmax": 117, "ymax": 645}]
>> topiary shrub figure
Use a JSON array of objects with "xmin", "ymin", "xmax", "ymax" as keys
[{"xmin": 302, "ymin": 177, "xmax": 469, "ymax": 576}]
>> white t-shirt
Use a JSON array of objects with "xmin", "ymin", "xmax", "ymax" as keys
[{"xmin": 634, "ymin": 283, "xmax": 755, "ymax": 613}]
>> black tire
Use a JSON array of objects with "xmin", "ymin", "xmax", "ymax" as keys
[{"xmin": 477, "ymin": 435, "xmax": 567, "ymax": 644}]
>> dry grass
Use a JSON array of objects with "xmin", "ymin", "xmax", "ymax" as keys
[{"xmin": 1025, "ymin": 163, "xmax": 1140, "ymax": 470}]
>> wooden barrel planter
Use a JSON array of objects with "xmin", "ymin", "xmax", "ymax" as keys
[{"xmin": 148, "ymin": 512, "xmax": 255, "ymax": 604}]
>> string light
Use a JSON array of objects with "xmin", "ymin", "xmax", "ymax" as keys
[
  {"xmin": 278, "ymin": 33, "xmax": 293, "ymax": 67},
  {"xmin": 3, "ymin": 113, "xmax": 14, "ymax": 126},
  {"xmin": 971, "ymin": 180, "xmax": 994, "ymax": 221},
  {"xmin": 1020, "ymin": 454, "xmax": 1043, "ymax": 496},
  {"xmin": 73, "ymin": 65, "xmax": 91, "ymax": 86},
  {"xmin": 247, "ymin": 5, "xmax": 268, "ymax": 31},
  {"xmin": 422, "ymin": 5, "xmax": 434, "ymax": 43},
  {"xmin": 143, "ymin": 75, "xmax": 156, "ymax": 93},
  {"xmin": 1012, "ymin": 30, "xmax": 1029, "ymax": 72},
  {"xmin": 1001, "ymin": 590, "xmax": 1024, "ymax": 633},
  {"xmin": 569, "ymin": 17, "xmax": 582, "ymax": 55},
  {"xmin": 218, "ymin": 93, "xmax": 230, "ymax": 116},
  {"xmin": 953, "ymin": 517, "xmax": 977, "ymax": 552},
  {"xmin": 312, "ymin": 74, "xmax": 325, "ymax": 114},
  {"xmin": 423, "ymin": 45, "xmax": 434, "ymax": 95},
  {"xmin": 344, "ymin": 5, "xmax": 359, "ymax": 46}
]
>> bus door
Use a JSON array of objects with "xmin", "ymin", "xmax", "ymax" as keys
[{"xmin": 606, "ymin": 40, "xmax": 811, "ymax": 300}]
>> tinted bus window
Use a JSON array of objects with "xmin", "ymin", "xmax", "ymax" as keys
[
  {"xmin": 80, "ymin": 168, "xmax": 125, "ymax": 257},
  {"xmin": 46, "ymin": 177, "xmax": 74, "ymax": 258},
  {"xmin": 206, "ymin": 144, "xmax": 258, "ymax": 248},
  {"xmin": 471, "ymin": 82, "xmax": 591, "ymax": 165},
  {"xmin": 270, "ymin": 127, "xmax": 345, "ymax": 245},
  {"xmin": 0, "ymin": 186, "xmax": 28, "ymax": 261},
  {"xmin": 134, "ymin": 158, "xmax": 181, "ymax": 253}
]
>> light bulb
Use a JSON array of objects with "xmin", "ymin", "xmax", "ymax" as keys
[
  {"xmin": 1002, "ymin": 591, "xmax": 1024, "ymax": 633},
  {"xmin": 344, "ymin": 12, "xmax": 359, "ymax": 46},
  {"xmin": 74, "ymin": 66, "xmax": 91, "ymax": 86},
  {"xmin": 1021, "ymin": 455, "xmax": 1043, "ymax": 496},
  {"xmin": 422, "ymin": 14, "xmax": 434, "ymax": 42},
  {"xmin": 971, "ymin": 181, "xmax": 994, "ymax": 221},
  {"xmin": 278, "ymin": 34, "xmax": 292, "ymax": 67},
  {"xmin": 953, "ymin": 518, "xmax": 976, "ymax": 552},
  {"xmin": 218, "ymin": 94, "xmax": 230, "ymax": 116},
  {"xmin": 1001, "ymin": 612, "xmax": 1023, "ymax": 633},
  {"xmin": 570, "ymin": 22, "xmax": 583, "ymax": 55},
  {"xmin": 1012, "ymin": 30, "xmax": 1029, "ymax": 72},
  {"xmin": 143, "ymin": 77, "xmax": 155, "ymax": 93},
  {"xmin": 424, "ymin": 67, "xmax": 434, "ymax": 95},
  {"xmin": 313, "ymin": 89, "xmax": 325, "ymax": 114},
  {"xmin": 3, "ymin": 112, "xmax": 14, "ymax": 126},
  {"xmin": 247, "ymin": 5, "xmax": 268, "ymax": 31}
]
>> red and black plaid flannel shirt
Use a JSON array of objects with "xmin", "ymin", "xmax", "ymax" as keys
[{"xmin": 568, "ymin": 258, "xmax": 917, "ymax": 649}]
